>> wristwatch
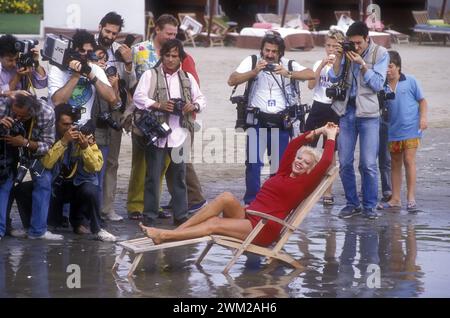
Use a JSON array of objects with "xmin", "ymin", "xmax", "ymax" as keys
[
  {"xmin": 193, "ymin": 103, "xmax": 200, "ymax": 113},
  {"xmin": 360, "ymin": 61, "xmax": 367, "ymax": 70},
  {"xmin": 286, "ymin": 71, "xmax": 293, "ymax": 79},
  {"xmin": 24, "ymin": 138, "xmax": 30, "ymax": 148}
]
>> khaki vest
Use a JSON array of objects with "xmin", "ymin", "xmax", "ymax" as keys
[{"xmin": 331, "ymin": 41, "xmax": 387, "ymax": 118}]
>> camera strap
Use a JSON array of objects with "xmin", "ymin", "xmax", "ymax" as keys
[{"xmin": 230, "ymin": 55, "xmax": 257, "ymax": 102}]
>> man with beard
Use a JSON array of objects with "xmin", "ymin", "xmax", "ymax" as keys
[
  {"xmin": 228, "ymin": 32, "xmax": 314, "ymax": 205},
  {"xmin": 95, "ymin": 12, "xmax": 137, "ymax": 221}
]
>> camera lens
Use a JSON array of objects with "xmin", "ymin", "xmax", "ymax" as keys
[{"xmin": 105, "ymin": 66, "xmax": 117, "ymax": 77}]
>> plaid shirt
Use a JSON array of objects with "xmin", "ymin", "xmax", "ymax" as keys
[{"xmin": 0, "ymin": 97, "xmax": 55, "ymax": 157}]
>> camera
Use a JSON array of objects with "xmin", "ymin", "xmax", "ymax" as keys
[
  {"xmin": 74, "ymin": 119, "xmax": 96, "ymax": 136},
  {"xmin": 230, "ymin": 95, "xmax": 248, "ymax": 130},
  {"xmin": 105, "ymin": 65, "xmax": 118, "ymax": 77},
  {"xmin": 15, "ymin": 157, "xmax": 46, "ymax": 184},
  {"xmin": 41, "ymin": 34, "xmax": 93, "ymax": 75},
  {"xmin": 98, "ymin": 112, "xmax": 121, "ymax": 131},
  {"xmin": 114, "ymin": 34, "xmax": 136, "ymax": 63},
  {"xmin": 15, "ymin": 39, "xmax": 38, "ymax": 55},
  {"xmin": 134, "ymin": 111, "xmax": 172, "ymax": 145},
  {"xmin": 326, "ymin": 85, "xmax": 347, "ymax": 101},
  {"xmin": 341, "ymin": 41, "xmax": 356, "ymax": 52},
  {"xmin": 378, "ymin": 90, "xmax": 395, "ymax": 120},
  {"xmin": 15, "ymin": 39, "xmax": 39, "ymax": 69},
  {"xmin": 170, "ymin": 98, "xmax": 186, "ymax": 116},
  {"xmin": 263, "ymin": 63, "xmax": 277, "ymax": 72},
  {"xmin": 288, "ymin": 104, "xmax": 311, "ymax": 134},
  {"xmin": 0, "ymin": 120, "xmax": 25, "ymax": 137}
]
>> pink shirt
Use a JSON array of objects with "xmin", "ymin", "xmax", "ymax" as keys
[{"xmin": 133, "ymin": 68, "xmax": 206, "ymax": 148}]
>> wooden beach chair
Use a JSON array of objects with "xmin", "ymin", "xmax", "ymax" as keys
[{"xmin": 113, "ymin": 166, "xmax": 339, "ymax": 277}]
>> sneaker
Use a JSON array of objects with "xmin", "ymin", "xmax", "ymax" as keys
[
  {"xmin": 128, "ymin": 211, "xmax": 144, "ymax": 220},
  {"xmin": 188, "ymin": 200, "xmax": 207, "ymax": 214},
  {"xmin": 363, "ymin": 208, "xmax": 379, "ymax": 220},
  {"xmin": 8, "ymin": 228, "xmax": 27, "ymax": 238},
  {"xmin": 96, "ymin": 229, "xmax": 117, "ymax": 242},
  {"xmin": 338, "ymin": 205, "xmax": 362, "ymax": 219},
  {"xmin": 103, "ymin": 212, "xmax": 123, "ymax": 222},
  {"xmin": 28, "ymin": 231, "xmax": 64, "ymax": 241},
  {"xmin": 322, "ymin": 196, "xmax": 335, "ymax": 206}
]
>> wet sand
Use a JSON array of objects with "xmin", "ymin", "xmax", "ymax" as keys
[{"xmin": 1, "ymin": 43, "xmax": 450, "ymax": 298}]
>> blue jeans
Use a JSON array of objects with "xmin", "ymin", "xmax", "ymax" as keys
[
  {"xmin": 97, "ymin": 145, "xmax": 109, "ymax": 211},
  {"xmin": 28, "ymin": 169, "xmax": 53, "ymax": 237},
  {"xmin": 338, "ymin": 105, "xmax": 380, "ymax": 210},
  {"xmin": 244, "ymin": 126, "xmax": 290, "ymax": 204},
  {"xmin": 378, "ymin": 118, "xmax": 391, "ymax": 196},
  {"xmin": 0, "ymin": 176, "xmax": 14, "ymax": 237}
]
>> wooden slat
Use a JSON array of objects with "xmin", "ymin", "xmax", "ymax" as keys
[{"xmin": 119, "ymin": 236, "xmax": 212, "ymax": 254}]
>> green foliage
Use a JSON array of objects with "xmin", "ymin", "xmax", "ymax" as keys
[{"xmin": 0, "ymin": 0, "xmax": 43, "ymax": 14}]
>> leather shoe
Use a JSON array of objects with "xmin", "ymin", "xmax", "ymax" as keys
[
  {"xmin": 158, "ymin": 209, "xmax": 172, "ymax": 219},
  {"xmin": 74, "ymin": 224, "xmax": 91, "ymax": 235},
  {"xmin": 173, "ymin": 217, "xmax": 189, "ymax": 227}
]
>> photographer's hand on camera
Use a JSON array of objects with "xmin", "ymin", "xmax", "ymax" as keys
[
  {"xmin": 0, "ymin": 116, "xmax": 14, "ymax": 130},
  {"xmin": 154, "ymin": 100, "xmax": 174, "ymax": 113},
  {"xmin": 76, "ymin": 132, "xmax": 91, "ymax": 150},
  {"xmin": 60, "ymin": 127, "xmax": 79, "ymax": 147},
  {"xmin": 346, "ymin": 51, "xmax": 367, "ymax": 72},
  {"xmin": 117, "ymin": 44, "xmax": 133, "ymax": 71},
  {"xmin": 182, "ymin": 102, "xmax": 197, "ymax": 114}
]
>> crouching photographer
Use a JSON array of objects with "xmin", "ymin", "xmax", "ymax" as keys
[
  {"xmin": 0, "ymin": 92, "xmax": 61, "ymax": 240},
  {"xmin": 0, "ymin": 34, "xmax": 47, "ymax": 95},
  {"xmin": 41, "ymin": 104, "xmax": 116, "ymax": 241}
]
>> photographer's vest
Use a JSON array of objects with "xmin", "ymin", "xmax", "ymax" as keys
[
  {"xmin": 331, "ymin": 41, "xmax": 387, "ymax": 118},
  {"xmin": 132, "ymin": 65, "xmax": 194, "ymax": 136}
]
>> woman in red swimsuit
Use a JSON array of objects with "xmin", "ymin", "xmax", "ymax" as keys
[{"xmin": 140, "ymin": 123, "xmax": 338, "ymax": 247}]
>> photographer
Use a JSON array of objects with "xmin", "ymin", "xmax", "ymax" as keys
[
  {"xmin": 127, "ymin": 14, "xmax": 205, "ymax": 220},
  {"xmin": 0, "ymin": 35, "xmax": 47, "ymax": 94},
  {"xmin": 227, "ymin": 32, "xmax": 314, "ymax": 205},
  {"xmin": 305, "ymin": 29, "xmax": 345, "ymax": 206},
  {"xmin": 48, "ymin": 29, "xmax": 117, "ymax": 124},
  {"xmin": 133, "ymin": 39, "xmax": 206, "ymax": 227},
  {"xmin": 328, "ymin": 21, "xmax": 389, "ymax": 220},
  {"xmin": 41, "ymin": 104, "xmax": 116, "ymax": 241},
  {"xmin": 0, "ymin": 92, "xmax": 62, "ymax": 240}
]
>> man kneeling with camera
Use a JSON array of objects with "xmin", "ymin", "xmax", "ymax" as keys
[
  {"xmin": 133, "ymin": 39, "xmax": 206, "ymax": 227},
  {"xmin": 0, "ymin": 92, "xmax": 61, "ymax": 240},
  {"xmin": 41, "ymin": 104, "xmax": 116, "ymax": 241}
]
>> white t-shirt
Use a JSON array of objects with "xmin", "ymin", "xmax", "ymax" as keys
[
  {"xmin": 312, "ymin": 60, "xmax": 333, "ymax": 104},
  {"xmin": 235, "ymin": 56, "xmax": 306, "ymax": 113},
  {"xmin": 48, "ymin": 63, "xmax": 111, "ymax": 125}
]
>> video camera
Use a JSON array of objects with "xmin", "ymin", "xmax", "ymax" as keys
[
  {"xmin": 134, "ymin": 111, "xmax": 172, "ymax": 145},
  {"xmin": 15, "ymin": 39, "xmax": 39, "ymax": 68},
  {"xmin": 41, "ymin": 34, "xmax": 95, "ymax": 75}
]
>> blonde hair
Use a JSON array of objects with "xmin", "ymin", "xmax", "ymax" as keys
[
  {"xmin": 327, "ymin": 29, "xmax": 345, "ymax": 42},
  {"xmin": 296, "ymin": 146, "xmax": 321, "ymax": 167}
]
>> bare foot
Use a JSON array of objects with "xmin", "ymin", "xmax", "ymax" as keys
[{"xmin": 139, "ymin": 223, "xmax": 163, "ymax": 244}]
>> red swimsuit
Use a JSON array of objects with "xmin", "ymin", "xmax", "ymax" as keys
[{"xmin": 246, "ymin": 132, "xmax": 335, "ymax": 247}]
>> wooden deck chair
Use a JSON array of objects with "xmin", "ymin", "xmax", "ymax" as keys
[
  {"xmin": 334, "ymin": 10, "xmax": 352, "ymax": 22},
  {"xmin": 203, "ymin": 16, "xmax": 227, "ymax": 47},
  {"xmin": 113, "ymin": 166, "xmax": 339, "ymax": 277},
  {"xmin": 178, "ymin": 13, "xmax": 203, "ymax": 47}
]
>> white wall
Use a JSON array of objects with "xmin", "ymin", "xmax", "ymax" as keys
[{"xmin": 43, "ymin": 0, "xmax": 145, "ymax": 36}]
